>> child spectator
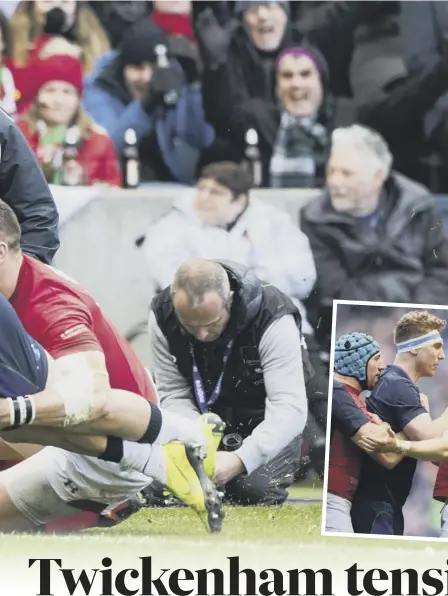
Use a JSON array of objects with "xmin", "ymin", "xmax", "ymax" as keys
[
  {"xmin": 17, "ymin": 55, "xmax": 121, "ymax": 186},
  {"xmin": 8, "ymin": 0, "xmax": 110, "ymax": 113}
]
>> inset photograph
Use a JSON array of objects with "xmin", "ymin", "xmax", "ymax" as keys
[{"xmin": 323, "ymin": 300, "xmax": 448, "ymax": 539}]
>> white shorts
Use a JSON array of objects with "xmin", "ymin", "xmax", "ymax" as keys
[
  {"xmin": 325, "ymin": 493, "xmax": 354, "ymax": 533},
  {"xmin": 2, "ymin": 447, "xmax": 151, "ymax": 526}
]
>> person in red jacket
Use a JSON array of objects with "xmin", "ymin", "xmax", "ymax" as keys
[
  {"xmin": 8, "ymin": 0, "xmax": 110, "ymax": 113},
  {"xmin": 17, "ymin": 54, "xmax": 121, "ymax": 187}
]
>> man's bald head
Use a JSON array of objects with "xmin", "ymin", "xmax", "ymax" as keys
[
  {"xmin": 172, "ymin": 259, "xmax": 231, "ymax": 307},
  {"xmin": 171, "ymin": 259, "xmax": 233, "ymax": 342}
]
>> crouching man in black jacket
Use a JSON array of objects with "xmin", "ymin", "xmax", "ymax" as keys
[
  {"xmin": 0, "ymin": 109, "xmax": 59, "ymax": 264},
  {"xmin": 149, "ymin": 258, "xmax": 311, "ymax": 505}
]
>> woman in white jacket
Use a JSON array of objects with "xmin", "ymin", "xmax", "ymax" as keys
[{"xmin": 144, "ymin": 161, "xmax": 316, "ymax": 332}]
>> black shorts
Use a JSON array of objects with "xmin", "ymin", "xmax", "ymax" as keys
[{"xmin": 351, "ymin": 497, "xmax": 404, "ymax": 535}]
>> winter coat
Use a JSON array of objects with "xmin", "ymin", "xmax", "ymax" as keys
[
  {"xmin": 300, "ymin": 173, "xmax": 448, "ymax": 343},
  {"xmin": 17, "ymin": 118, "xmax": 122, "ymax": 187},
  {"xmin": 83, "ymin": 51, "xmax": 214, "ymax": 184},
  {"xmin": 0, "ymin": 109, "xmax": 59, "ymax": 264},
  {"xmin": 144, "ymin": 190, "xmax": 316, "ymax": 333},
  {"xmin": 201, "ymin": 2, "xmax": 381, "ymax": 145}
]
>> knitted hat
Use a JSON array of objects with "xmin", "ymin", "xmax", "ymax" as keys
[
  {"xmin": 235, "ymin": 0, "xmax": 290, "ymax": 17},
  {"xmin": 34, "ymin": 55, "xmax": 83, "ymax": 96},
  {"xmin": 120, "ymin": 16, "xmax": 168, "ymax": 66},
  {"xmin": 334, "ymin": 332, "xmax": 380, "ymax": 383},
  {"xmin": 276, "ymin": 44, "xmax": 329, "ymax": 90}
]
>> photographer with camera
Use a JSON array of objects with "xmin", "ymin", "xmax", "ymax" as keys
[{"xmin": 83, "ymin": 16, "xmax": 214, "ymax": 184}]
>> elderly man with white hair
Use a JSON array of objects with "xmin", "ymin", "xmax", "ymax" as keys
[{"xmin": 300, "ymin": 124, "xmax": 448, "ymax": 349}]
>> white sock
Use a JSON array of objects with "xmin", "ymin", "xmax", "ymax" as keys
[
  {"xmin": 121, "ymin": 441, "xmax": 166, "ymax": 484},
  {"xmin": 157, "ymin": 410, "xmax": 205, "ymax": 447}
]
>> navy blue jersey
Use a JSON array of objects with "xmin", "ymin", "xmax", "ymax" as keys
[
  {"xmin": 332, "ymin": 380, "xmax": 370, "ymax": 437},
  {"xmin": 0, "ymin": 292, "xmax": 47, "ymax": 397},
  {"xmin": 354, "ymin": 365, "xmax": 427, "ymax": 508}
]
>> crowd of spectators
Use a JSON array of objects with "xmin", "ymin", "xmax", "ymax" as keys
[
  {"xmin": 3, "ymin": 0, "xmax": 448, "ymax": 479},
  {"xmin": 0, "ymin": 0, "xmax": 448, "ymax": 190}
]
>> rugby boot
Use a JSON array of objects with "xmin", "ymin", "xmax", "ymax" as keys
[
  {"xmin": 198, "ymin": 412, "xmax": 226, "ymax": 478},
  {"xmin": 98, "ymin": 493, "xmax": 145, "ymax": 527},
  {"xmin": 162, "ymin": 439, "xmax": 224, "ymax": 533}
]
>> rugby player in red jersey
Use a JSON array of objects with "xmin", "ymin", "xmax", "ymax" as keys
[
  {"xmin": 0, "ymin": 201, "xmax": 223, "ymax": 533},
  {"xmin": 325, "ymin": 332, "xmax": 403, "ymax": 533}
]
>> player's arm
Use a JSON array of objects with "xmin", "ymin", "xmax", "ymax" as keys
[
  {"xmin": 0, "ymin": 350, "xmax": 157, "ymax": 440},
  {"xmin": 364, "ymin": 429, "xmax": 448, "ymax": 462},
  {"xmin": 369, "ymin": 380, "xmax": 440, "ymax": 442},
  {"xmin": 0, "ymin": 295, "xmax": 159, "ymax": 439},
  {"xmin": 401, "ymin": 408, "xmax": 448, "ymax": 441},
  {"xmin": 351, "ymin": 423, "xmax": 404, "ymax": 469},
  {"xmin": 332, "ymin": 382, "xmax": 403, "ymax": 469}
]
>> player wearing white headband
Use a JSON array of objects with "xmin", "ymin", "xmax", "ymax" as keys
[{"xmin": 350, "ymin": 310, "xmax": 448, "ymax": 536}]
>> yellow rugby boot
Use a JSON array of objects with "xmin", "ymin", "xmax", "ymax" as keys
[
  {"xmin": 197, "ymin": 412, "xmax": 226, "ymax": 478},
  {"xmin": 162, "ymin": 440, "xmax": 224, "ymax": 533}
]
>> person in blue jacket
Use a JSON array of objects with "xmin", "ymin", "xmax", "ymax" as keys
[{"xmin": 83, "ymin": 16, "xmax": 215, "ymax": 185}]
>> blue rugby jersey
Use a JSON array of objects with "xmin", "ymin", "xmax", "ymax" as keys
[{"xmin": 0, "ymin": 292, "xmax": 47, "ymax": 397}]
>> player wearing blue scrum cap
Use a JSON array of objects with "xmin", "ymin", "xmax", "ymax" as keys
[
  {"xmin": 334, "ymin": 332, "xmax": 383, "ymax": 387},
  {"xmin": 351, "ymin": 310, "xmax": 447, "ymax": 536},
  {"xmin": 326, "ymin": 332, "xmax": 402, "ymax": 534}
]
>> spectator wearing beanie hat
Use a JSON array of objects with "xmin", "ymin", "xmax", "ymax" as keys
[
  {"xmin": 270, "ymin": 45, "xmax": 331, "ymax": 188},
  {"xmin": 83, "ymin": 16, "xmax": 214, "ymax": 184},
  {"xmin": 17, "ymin": 55, "xmax": 121, "ymax": 187},
  {"xmin": 7, "ymin": 0, "xmax": 110, "ymax": 114},
  {"xmin": 198, "ymin": 0, "xmax": 382, "ymax": 169}
]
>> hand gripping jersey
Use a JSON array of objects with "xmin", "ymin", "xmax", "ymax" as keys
[{"xmin": 328, "ymin": 381, "xmax": 378, "ymax": 501}]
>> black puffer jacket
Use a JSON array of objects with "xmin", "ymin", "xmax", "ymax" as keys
[{"xmin": 300, "ymin": 173, "xmax": 448, "ymax": 345}]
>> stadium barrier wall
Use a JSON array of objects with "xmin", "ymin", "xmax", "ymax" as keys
[{"xmin": 52, "ymin": 186, "xmax": 318, "ymax": 361}]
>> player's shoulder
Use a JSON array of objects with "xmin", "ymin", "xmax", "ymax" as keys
[
  {"xmin": 21, "ymin": 256, "xmax": 90, "ymax": 312},
  {"xmin": 332, "ymin": 380, "xmax": 356, "ymax": 403},
  {"xmin": 381, "ymin": 365, "xmax": 417, "ymax": 388},
  {"xmin": 371, "ymin": 365, "xmax": 418, "ymax": 400},
  {"xmin": 333, "ymin": 379, "xmax": 349, "ymax": 394}
]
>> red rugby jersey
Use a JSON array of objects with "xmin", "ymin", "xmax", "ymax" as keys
[
  {"xmin": 434, "ymin": 463, "xmax": 448, "ymax": 501},
  {"xmin": 328, "ymin": 384, "xmax": 378, "ymax": 501},
  {"xmin": 9, "ymin": 255, "xmax": 157, "ymax": 533},
  {"xmin": 10, "ymin": 255, "xmax": 156, "ymax": 403}
]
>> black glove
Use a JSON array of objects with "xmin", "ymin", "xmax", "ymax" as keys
[
  {"xmin": 142, "ymin": 63, "xmax": 183, "ymax": 113},
  {"xmin": 168, "ymin": 34, "xmax": 201, "ymax": 84},
  {"xmin": 195, "ymin": 7, "xmax": 236, "ymax": 68}
]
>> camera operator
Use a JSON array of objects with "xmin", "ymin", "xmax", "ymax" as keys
[{"xmin": 83, "ymin": 16, "xmax": 214, "ymax": 184}]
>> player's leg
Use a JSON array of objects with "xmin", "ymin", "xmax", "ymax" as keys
[
  {"xmin": 0, "ymin": 450, "xmax": 90, "ymax": 533},
  {"xmin": 325, "ymin": 493, "xmax": 354, "ymax": 533},
  {"xmin": 351, "ymin": 496, "xmax": 404, "ymax": 535},
  {"xmin": 223, "ymin": 437, "xmax": 301, "ymax": 505}
]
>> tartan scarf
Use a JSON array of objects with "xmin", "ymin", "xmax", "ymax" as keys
[{"xmin": 269, "ymin": 111, "xmax": 329, "ymax": 188}]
